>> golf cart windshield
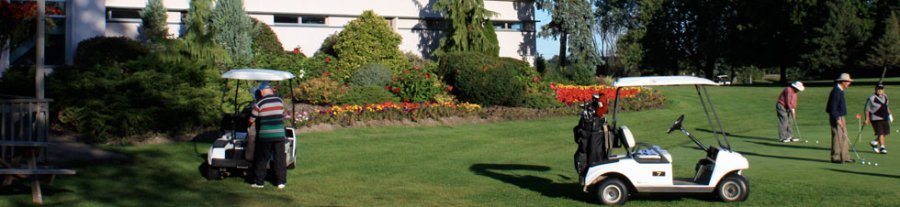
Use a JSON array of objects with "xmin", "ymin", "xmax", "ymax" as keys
[{"xmin": 610, "ymin": 76, "xmax": 731, "ymax": 151}]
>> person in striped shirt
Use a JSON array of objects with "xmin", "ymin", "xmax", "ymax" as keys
[{"xmin": 249, "ymin": 82, "xmax": 288, "ymax": 189}]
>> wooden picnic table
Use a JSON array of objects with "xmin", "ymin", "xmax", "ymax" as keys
[{"xmin": 0, "ymin": 141, "xmax": 76, "ymax": 205}]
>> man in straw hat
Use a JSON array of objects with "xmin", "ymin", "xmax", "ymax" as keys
[
  {"xmin": 826, "ymin": 73, "xmax": 853, "ymax": 163},
  {"xmin": 776, "ymin": 81, "xmax": 805, "ymax": 142}
]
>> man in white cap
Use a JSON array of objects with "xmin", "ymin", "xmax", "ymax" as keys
[
  {"xmin": 776, "ymin": 81, "xmax": 805, "ymax": 142},
  {"xmin": 826, "ymin": 73, "xmax": 853, "ymax": 163}
]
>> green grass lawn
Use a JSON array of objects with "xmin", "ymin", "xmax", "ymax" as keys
[{"xmin": 4, "ymin": 79, "xmax": 900, "ymax": 206}]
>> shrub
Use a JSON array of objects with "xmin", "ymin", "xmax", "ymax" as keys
[
  {"xmin": 389, "ymin": 65, "xmax": 444, "ymax": 102},
  {"xmin": 439, "ymin": 52, "xmax": 534, "ymax": 106},
  {"xmin": 333, "ymin": 10, "xmax": 409, "ymax": 80},
  {"xmin": 0, "ymin": 65, "xmax": 35, "ymax": 97},
  {"xmin": 349, "ymin": 64, "xmax": 392, "ymax": 87},
  {"xmin": 47, "ymin": 56, "xmax": 219, "ymax": 143},
  {"xmin": 339, "ymin": 86, "xmax": 399, "ymax": 105},
  {"xmin": 250, "ymin": 17, "xmax": 285, "ymax": 55},
  {"xmin": 619, "ymin": 88, "xmax": 668, "ymax": 112},
  {"xmin": 74, "ymin": 36, "xmax": 149, "ymax": 67},
  {"xmin": 570, "ymin": 63, "xmax": 596, "ymax": 85},
  {"xmin": 303, "ymin": 54, "xmax": 338, "ymax": 80},
  {"xmin": 294, "ymin": 75, "xmax": 347, "ymax": 105},
  {"xmin": 317, "ymin": 33, "xmax": 339, "ymax": 57}
]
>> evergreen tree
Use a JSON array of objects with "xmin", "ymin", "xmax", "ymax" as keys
[
  {"xmin": 183, "ymin": 0, "xmax": 213, "ymax": 42},
  {"xmin": 212, "ymin": 0, "xmax": 255, "ymax": 67},
  {"xmin": 537, "ymin": 0, "xmax": 599, "ymax": 83},
  {"xmin": 433, "ymin": 0, "xmax": 500, "ymax": 57},
  {"xmin": 333, "ymin": 10, "xmax": 408, "ymax": 80},
  {"xmin": 801, "ymin": 0, "xmax": 872, "ymax": 76},
  {"xmin": 864, "ymin": 12, "xmax": 900, "ymax": 75},
  {"xmin": 140, "ymin": 0, "xmax": 168, "ymax": 42}
]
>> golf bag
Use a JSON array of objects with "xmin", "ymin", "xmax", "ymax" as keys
[{"xmin": 573, "ymin": 100, "xmax": 612, "ymax": 176}]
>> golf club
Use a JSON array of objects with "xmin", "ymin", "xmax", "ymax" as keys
[
  {"xmin": 853, "ymin": 113, "xmax": 867, "ymax": 165},
  {"xmin": 791, "ymin": 113, "xmax": 815, "ymax": 144}
]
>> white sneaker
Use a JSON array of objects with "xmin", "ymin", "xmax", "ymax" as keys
[
  {"xmin": 251, "ymin": 184, "xmax": 264, "ymax": 188},
  {"xmin": 880, "ymin": 148, "xmax": 888, "ymax": 154},
  {"xmin": 874, "ymin": 146, "xmax": 881, "ymax": 153},
  {"xmin": 781, "ymin": 139, "xmax": 792, "ymax": 143},
  {"xmin": 871, "ymin": 140, "xmax": 879, "ymax": 147},
  {"xmin": 277, "ymin": 184, "xmax": 286, "ymax": 189},
  {"xmin": 790, "ymin": 138, "xmax": 801, "ymax": 142}
]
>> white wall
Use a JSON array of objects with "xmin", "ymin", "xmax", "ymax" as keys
[
  {"xmin": 92, "ymin": 0, "xmax": 536, "ymax": 63},
  {"xmin": 68, "ymin": 0, "xmax": 108, "ymax": 65}
]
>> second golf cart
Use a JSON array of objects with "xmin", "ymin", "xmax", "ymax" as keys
[
  {"xmin": 205, "ymin": 69, "xmax": 299, "ymax": 180},
  {"xmin": 572, "ymin": 76, "xmax": 750, "ymax": 205}
]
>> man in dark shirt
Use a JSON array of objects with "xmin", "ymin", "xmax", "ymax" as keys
[{"xmin": 826, "ymin": 73, "xmax": 853, "ymax": 163}]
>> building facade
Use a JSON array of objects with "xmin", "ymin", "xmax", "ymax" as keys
[{"xmin": 1, "ymin": 0, "xmax": 537, "ymax": 72}]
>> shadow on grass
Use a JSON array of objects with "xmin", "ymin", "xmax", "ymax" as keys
[
  {"xmin": 744, "ymin": 140, "xmax": 832, "ymax": 151},
  {"xmin": 695, "ymin": 128, "xmax": 774, "ymax": 141},
  {"xmin": 27, "ymin": 145, "xmax": 294, "ymax": 206},
  {"xmin": 826, "ymin": 168, "xmax": 900, "ymax": 179},
  {"xmin": 469, "ymin": 164, "xmax": 591, "ymax": 203},
  {"xmin": 736, "ymin": 151, "xmax": 832, "ymax": 163}
]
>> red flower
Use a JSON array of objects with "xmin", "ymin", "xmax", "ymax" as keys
[
  {"xmin": 392, "ymin": 87, "xmax": 401, "ymax": 93},
  {"xmin": 532, "ymin": 76, "xmax": 541, "ymax": 82},
  {"xmin": 425, "ymin": 74, "xmax": 431, "ymax": 79},
  {"xmin": 447, "ymin": 86, "xmax": 453, "ymax": 92},
  {"xmin": 414, "ymin": 65, "xmax": 420, "ymax": 70},
  {"xmin": 292, "ymin": 48, "xmax": 300, "ymax": 54},
  {"xmin": 385, "ymin": 85, "xmax": 391, "ymax": 90},
  {"xmin": 325, "ymin": 57, "xmax": 331, "ymax": 63}
]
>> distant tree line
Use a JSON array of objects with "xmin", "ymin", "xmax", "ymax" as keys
[{"xmin": 541, "ymin": 0, "xmax": 899, "ymax": 83}]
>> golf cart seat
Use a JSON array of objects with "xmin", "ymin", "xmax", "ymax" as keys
[{"xmin": 618, "ymin": 126, "xmax": 671, "ymax": 163}]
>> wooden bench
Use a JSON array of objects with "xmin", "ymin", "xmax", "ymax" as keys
[{"xmin": 0, "ymin": 141, "xmax": 77, "ymax": 204}]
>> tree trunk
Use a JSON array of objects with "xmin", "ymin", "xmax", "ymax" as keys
[
  {"xmin": 779, "ymin": 66, "xmax": 787, "ymax": 84},
  {"xmin": 559, "ymin": 32, "xmax": 568, "ymax": 69}
]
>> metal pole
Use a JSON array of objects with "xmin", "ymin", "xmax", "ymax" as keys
[
  {"xmin": 702, "ymin": 86, "xmax": 731, "ymax": 150},
  {"xmin": 36, "ymin": 0, "xmax": 45, "ymax": 99},
  {"xmin": 695, "ymin": 85, "xmax": 723, "ymax": 148}
]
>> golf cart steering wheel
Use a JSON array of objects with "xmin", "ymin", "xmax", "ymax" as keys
[{"xmin": 667, "ymin": 115, "xmax": 685, "ymax": 134}]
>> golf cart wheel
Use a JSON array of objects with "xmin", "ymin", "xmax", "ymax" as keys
[
  {"xmin": 206, "ymin": 166, "xmax": 223, "ymax": 180},
  {"xmin": 595, "ymin": 178, "xmax": 629, "ymax": 205},
  {"xmin": 716, "ymin": 175, "xmax": 749, "ymax": 202}
]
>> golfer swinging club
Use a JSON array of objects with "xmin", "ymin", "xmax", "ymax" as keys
[{"xmin": 776, "ymin": 81, "xmax": 805, "ymax": 142}]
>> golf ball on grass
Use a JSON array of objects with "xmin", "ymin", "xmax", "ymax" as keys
[
  {"xmin": 805, "ymin": 140, "xmax": 808, "ymax": 143},
  {"xmin": 874, "ymin": 163, "xmax": 879, "ymax": 166}
]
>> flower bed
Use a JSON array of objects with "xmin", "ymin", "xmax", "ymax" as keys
[
  {"xmin": 296, "ymin": 102, "xmax": 482, "ymax": 127},
  {"xmin": 549, "ymin": 83, "xmax": 642, "ymax": 105},
  {"xmin": 549, "ymin": 83, "xmax": 666, "ymax": 112}
]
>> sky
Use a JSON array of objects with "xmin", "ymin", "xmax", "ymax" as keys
[{"xmin": 534, "ymin": 10, "xmax": 560, "ymax": 59}]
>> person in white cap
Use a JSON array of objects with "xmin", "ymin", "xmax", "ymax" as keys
[
  {"xmin": 826, "ymin": 73, "xmax": 853, "ymax": 163},
  {"xmin": 864, "ymin": 84, "xmax": 891, "ymax": 154},
  {"xmin": 776, "ymin": 81, "xmax": 805, "ymax": 142}
]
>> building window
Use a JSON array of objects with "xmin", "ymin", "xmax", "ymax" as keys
[
  {"xmin": 301, "ymin": 16, "xmax": 326, "ymax": 25},
  {"xmin": 493, "ymin": 21, "xmax": 535, "ymax": 32},
  {"xmin": 421, "ymin": 19, "xmax": 447, "ymax": 30},
  {"xmin": 274, "ymin": 15, "xmax": 299, "ymax": 24},
  {"xmin": 107, "ymin": 8, "xmax": 141, "ymax": 20}
]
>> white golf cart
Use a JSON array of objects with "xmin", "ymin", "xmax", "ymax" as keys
[
  {"xmin": 573, "ymin": 76, "xmax": 749, "ymax": 205},
  {"xmin": 205, "ymin": 69, "xmax": 299, "ymax": 180}
]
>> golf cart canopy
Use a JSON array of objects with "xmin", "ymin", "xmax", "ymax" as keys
[
  {"xmin": 610, "ymin": 75, "xmax": 733, "ymax": 151},
  {"xmin": 222, "ymin": 69, "xmax": 295, "ymax": 81},
  {"xmin": 613, "ymin": 76, "xmax": 717, "ymax": 87}
]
